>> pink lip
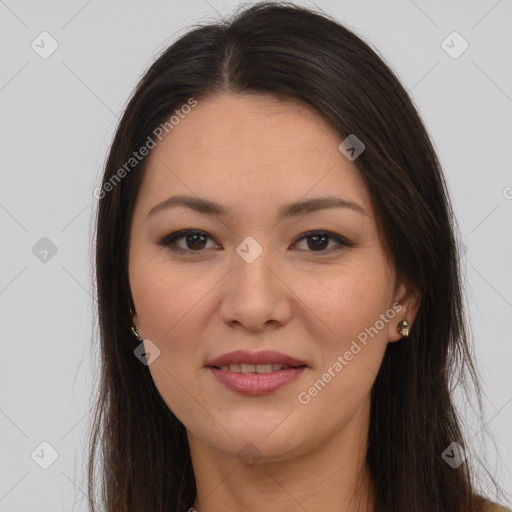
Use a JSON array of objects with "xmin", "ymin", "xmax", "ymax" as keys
[
  {"xmin": 206, "ymin": 350, "xmax": 307, "ymax": 368},
  {"xmin": 208, "ymin": 366, "xmax": 307, "ymax": 395},
  {"xmin": 205, "ymin": 350, "xmax": 308, "ymax": 396}
]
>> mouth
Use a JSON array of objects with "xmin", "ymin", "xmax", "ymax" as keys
[
  {"xmin": 205, "ymin": 351, "xmax": 308, "ymax": 395},
  {"xmin": 205, "ymin": 349, "xmax": 308, "ymax": 369},
  {"xmin": 209, "ymin": 363, "xmax": 306, "ymax": 373}
]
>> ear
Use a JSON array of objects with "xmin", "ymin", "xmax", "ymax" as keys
[{"xmin": 388, "ymin": 279, "xmax": 421, "ymax": 343}]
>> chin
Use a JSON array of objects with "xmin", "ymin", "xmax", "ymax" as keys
[{"xmin": 189, "ymin": 416, "xmax": 307, "ymax": 463}]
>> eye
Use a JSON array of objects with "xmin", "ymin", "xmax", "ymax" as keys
[
  {"xmin": 158, "ymin": 229, "xmax": 351, "ymax": 255},
  {"xmin": 158, "ymin": 229, "xmax": 219, "ymax": 255},
  {"xmin": 293, "ymin": 230, "xmax": 350, "ymax": 253}
]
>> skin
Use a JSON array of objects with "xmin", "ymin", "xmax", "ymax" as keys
[{"xmin": 129, "ymin": 92, "xmax": 421, "ymax": 512}]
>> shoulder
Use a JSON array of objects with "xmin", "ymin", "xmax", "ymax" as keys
[
  {"xmin": 473, "ymin": 495, "xmax": 512, "ymax": 512},
  {"xmin": 482, "ymin": 501, "xmax": 512, "ymax": 512}
]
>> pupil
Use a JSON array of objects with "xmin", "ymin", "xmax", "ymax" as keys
[
  {"xmin": 187, "ymin": 233, "xmax": 206, "ymax": 250},
  {"xmin": 308, "ymin": 234, "xmax": 328, "ymax": 251}
]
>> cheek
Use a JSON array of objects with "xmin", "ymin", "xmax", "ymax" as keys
[
  {"xmin": 130, "ymin": 258, "xmax": 214, "ymax": 422},
  {"xmin": 129, "ymin": 255, "xmax": 202, "ymax": 403},
  {"xmin": 292, "ymin": 261, "xmax": 393, "ymax": 402},
  {"xmin": 292, "ymin": 273, "xmax": 391, "ymax": 434},
  {"xmin": 130, "ymin": 246, "xmax": 209, "ymax": 341},
  {"xmin": 293, "ymin": 260, "xmax": 393, "ymax": 344}
]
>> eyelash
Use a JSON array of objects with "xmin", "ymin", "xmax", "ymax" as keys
[{"xmin": 157, "ymin": 229, "xmax": 351, "ymax": 256}]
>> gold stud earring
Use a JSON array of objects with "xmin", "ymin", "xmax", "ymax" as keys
[{"xmin": 397, "ymin": 320, "xmax": 410, "ymax": 337}]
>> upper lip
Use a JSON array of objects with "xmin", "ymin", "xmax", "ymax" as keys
[{"xmin": 206, "ymin": 350, "xmax": 307, "ymax": 368}]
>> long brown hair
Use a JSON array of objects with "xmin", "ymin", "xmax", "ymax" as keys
[{"xmin": 89, "ymin": 2, "xmax": 503, "ymax": 510}]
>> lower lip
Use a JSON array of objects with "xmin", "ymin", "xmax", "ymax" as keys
[{"xmin": 208, "ymin": 366, "xmax": 307, "ymax": 395}]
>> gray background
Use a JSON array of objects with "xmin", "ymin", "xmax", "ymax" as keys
[{"xmin": 1, "ymin": 0, "xmax": 511, "ymax": 510}]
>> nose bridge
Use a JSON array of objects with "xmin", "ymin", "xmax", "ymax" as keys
[
  {"xmin": 232, "ymin": 234, "xmax": 276, "ymax": 295},
  {"xmin": 220, "ymin": 234, "xmax": 291, "ymax": 329}
]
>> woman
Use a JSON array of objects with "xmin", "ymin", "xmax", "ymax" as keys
[{"xmin": 89, "ymin": 2, "xmax": 510, "ymax": 511}]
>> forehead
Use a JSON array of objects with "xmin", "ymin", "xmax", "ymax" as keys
[
  {"xmin": 138, "ymin": 93, "xmax": 372, "ymax": 218},
  {"xmin": 155, "ymin": 92, "xmax": 341, "ymax": 155}
]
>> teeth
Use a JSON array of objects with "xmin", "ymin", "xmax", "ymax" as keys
[
  {"xmin": 241, "ymin": 363, "xmax": 255, "ymax": 374},
  {"xmin": 217, "ymin": 363, "xmax": 294, "ymax": 373},
  {"xmin": 255, "ymin": 363, "xmax": 272, "ymax": 374}
]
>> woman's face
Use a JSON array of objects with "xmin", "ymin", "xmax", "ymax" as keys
[{"xmin": 128, "ymin": 92, "xmax": 419, "ymax": 462}]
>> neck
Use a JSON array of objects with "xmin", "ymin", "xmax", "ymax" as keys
[{"xmin": 188, "ymin": 400, "xmax": 375, "ymax": 512}]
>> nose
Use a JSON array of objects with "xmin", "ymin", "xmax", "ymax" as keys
[{"xmin": 219, "ymin": 243, "xmax": 292, "ymax": 333}]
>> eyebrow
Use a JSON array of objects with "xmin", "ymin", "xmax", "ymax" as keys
[{"xmin": 147, "ymin": 194, "xmax": 369, "ymax": 219}]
